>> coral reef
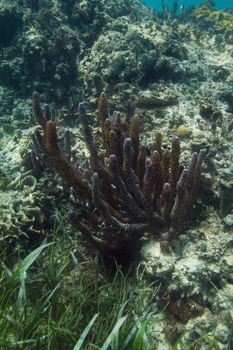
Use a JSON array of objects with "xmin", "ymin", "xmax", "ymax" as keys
[
  {"xmin": 191, "ymin": 3, "xmax": 233, "ymax": 36},
  {"xmin": 0, "ymin": 3, "xmax": 22, "ymax": 48},
  {"xmin": 142, "ymin": 208, "xmax": 233, "ymax": 348},
  {"xmin": 0, "ymin": 0, "xmax": 233, "ymax": 347},
  {"xmin": 0, "ymin": 0, "xmax": 148, "ymax": 105},
  {"xmin": 32, "ymin": 91, "xmax": 205, "ymax": 260},
  {"xmin": 0, "ymin": 171, "xmax": 54, "ymax": 246},
  {"xmin": 0, "ymin": 122, "xmax": 71, "ymax": 249}
]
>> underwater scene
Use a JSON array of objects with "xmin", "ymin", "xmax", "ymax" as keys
[{"xmin": 0, "ymin": 0, "xmax": 233, "ymax": 349}]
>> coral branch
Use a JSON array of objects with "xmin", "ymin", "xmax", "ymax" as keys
[
  {"xmin": 92, "ymin": 172, "xmax": 123, "ymax": 229},
  {"xmin": 170, "ymin": 169, "xmax": 189, "ymax": 233},
  {"xmin": 109, "ymin": 154, "xmax": 146, "ymax": 220},
  {"xmin": 32, "ymin": 91, "xmax": 46, "ymax": 129},
  {"xmin": 32, "ymin": 91, "xmax": 206, "ymax": 259},
  {"xmin": 98, "ymin": 91, "xmax": 108, "ymax": 146},
  {"xmin": 45, "ymin": 120, "xmax": 91, "ymax": 200},
  {"xmin": 78, "ymin": 102, "xmax": 99, "ymax": 170},
  {"xmin": 170, "ymin": 135, "xmax": 181, "ymax": 196},
  {"xmin": 129, "ymin": 116, "xmax": 141, "ymax": 170}
]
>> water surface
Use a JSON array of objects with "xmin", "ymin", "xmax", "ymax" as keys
[{"xmin": 142, "ymin": 0, "xmax": 233, "ymax": 11}]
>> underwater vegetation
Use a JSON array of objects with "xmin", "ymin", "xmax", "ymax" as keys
[
  {"xmin": 31, "ymin": 91, "xmax": 205, "ymax": 264},
  {"xmin": 0, "ymin": 234, "xmax": 159, "ymax": 349}
]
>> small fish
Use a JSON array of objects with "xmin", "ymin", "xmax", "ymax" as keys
[
  {"xmin": 180, "ymin": 3, "xmax": 185, "ymax": 14},
  {"xmin": 134, "ymin": 96, "xmax": 179, "ymax": 110}
]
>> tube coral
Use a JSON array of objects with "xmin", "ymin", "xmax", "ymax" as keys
[{"xmin": 32, "ymin": 91, "xmax": 205, "ymax": 260}]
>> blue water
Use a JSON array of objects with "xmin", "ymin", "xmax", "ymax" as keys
[{"xmin": 142, "ymin": 0, "xmax": 233, "ymax": 11}]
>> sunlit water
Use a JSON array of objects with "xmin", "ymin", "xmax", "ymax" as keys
[{"xmin": 142, "ymin": 0, "xmax": 233, "ymax": 12}]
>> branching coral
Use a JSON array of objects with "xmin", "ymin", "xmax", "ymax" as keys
[{"xmin": 32, "ymin": 91, "xmax": 205, "ymax": 261}]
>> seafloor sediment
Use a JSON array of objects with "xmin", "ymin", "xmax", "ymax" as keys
[{"xmin": 0, "ymin": 0, "xmax": 233, "ymax": 348}]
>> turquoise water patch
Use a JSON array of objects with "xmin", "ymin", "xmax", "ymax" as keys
[{"xmin": 141, "ymin": 0, "xmax": 233, "ymax": 11}]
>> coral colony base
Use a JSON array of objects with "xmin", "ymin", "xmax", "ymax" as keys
[{"xmin": 31, "ymin": 91, "xmax": 205, "ymax": 264}]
